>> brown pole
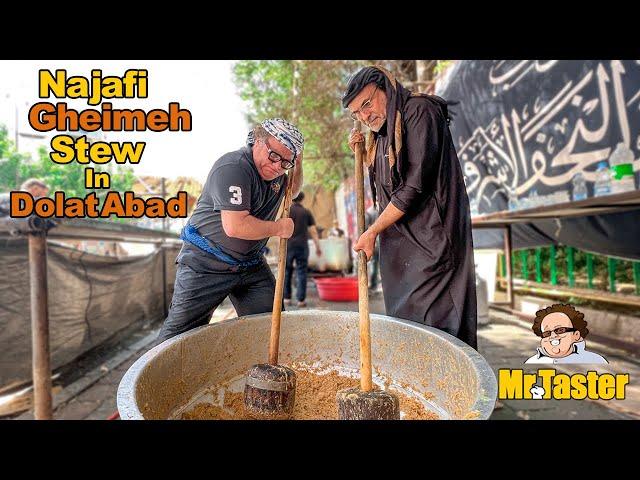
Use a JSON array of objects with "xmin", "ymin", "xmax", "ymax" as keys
[
  {"xmin": 504, "ymin": 225, "xmax": 514, "ymax": 308},
  {"xmin": 268, "ymin": 176, "xmax": 294, "ymax": 365},
  {"xmin": 267, "ymin": 62, "xmax": 298, "ymax": 365},
  {"xmin": 353, "ymin": 120, "xmax": 372, "ymax": 392},
  {"xmin": 29, "ymin": 232, "xmax": 52, "ymax": 419}
]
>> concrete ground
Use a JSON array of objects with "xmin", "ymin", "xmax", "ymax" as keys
[{"xmin": 15, "ymin": 282, "xmax": 640, "ymax": 420}]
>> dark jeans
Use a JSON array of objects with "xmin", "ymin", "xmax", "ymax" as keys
[
  {"xmin": 157, "ymin": 258, "xmax": 278, "ymax": 342},
  {"xmin": 284, "ymin": 244, "xmax": 309, "ymax": 302}
]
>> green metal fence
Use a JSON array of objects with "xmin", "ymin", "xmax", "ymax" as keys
[{"xmin": 499, "ymin": 247, "xmax": 640, "ymax": 295}]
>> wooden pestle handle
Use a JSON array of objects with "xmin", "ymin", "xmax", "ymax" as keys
[
  {"xmin": 268, "ymin": 174, "xmax": 295, "ymax": 365},
  {"xmin": 353, "ymin": 120, "xmax": 373, "ymax": 392}
]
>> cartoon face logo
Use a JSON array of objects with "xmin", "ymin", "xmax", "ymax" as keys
[
  {"xmin": 525, "ymin": 304, "xmax": 608, "ymax": 364},
  {"xmin": 271, "ymin": 182, "xmax": 281, "ymax": 194},
  {"xmin": 539, "ymin": 311, "xmax": 582, "ymax": 358}
]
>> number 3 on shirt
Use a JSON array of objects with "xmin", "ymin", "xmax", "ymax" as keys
[{"xmin": 229, "ymin": 186, "xmax": 243, "ymax": 205}]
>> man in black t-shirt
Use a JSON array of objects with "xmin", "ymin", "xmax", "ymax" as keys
[
  {"xmin": 157, "ymin": 118, "xmax": 305, "ymax": 342},
  {"xmin": 284, "ymin": 192, "xmax": 321, "ymax": 307}
]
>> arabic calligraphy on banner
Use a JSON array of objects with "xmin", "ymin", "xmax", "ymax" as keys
[{"xmin": 439, "ymin": 60, "xmax": 640, "ymax": 213}]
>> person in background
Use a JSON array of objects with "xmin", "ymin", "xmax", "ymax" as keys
[
  {"xmin": 0, "ymin": 178, "xmax": 49, "ymax": 216},
  {"xmin": 284, "ymin": 191, "xmax": 322, "ymax": 308}
]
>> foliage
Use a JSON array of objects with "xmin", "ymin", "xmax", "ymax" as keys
[
  {"xmin": 233, "ymin": 60, "xmax": 370, "ymax": 191},
  {"xmin": 434, "ymin": 60, "xmax": 454, "ymax": 76},
  {"xmin": 0, "ymin": 125, "xmax": 135, "ymax": 196}
]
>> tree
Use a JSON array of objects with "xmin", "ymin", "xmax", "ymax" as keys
[
  {"xmin": 232, "ymin": 60, "xmax": 441, "ymax": 191},
  {"xmin": 233, "ymin": 60, "xmax": 368, "ymax": 192},
  {"xmin": 233, "ymin": 61, "xmax": 296, "ymax": 124},
  {"xmin": 0, "ymin": 125, "xmax": 31, "ymax": 191},
  {"xmin": 27, "ymin": 144, "xmax": 135, "ymax": 198},
  {"xmin": 434, "ymin": 60, "xmax": 454, "ymax": 76},
  {"xmin": 0, "ymin": 124, "xmax": 135, "ymax": 196}
]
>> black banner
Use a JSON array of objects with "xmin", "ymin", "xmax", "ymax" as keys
[{"xmin": 438, "ymin": 60, "xmax": 640, "ymax": 260}]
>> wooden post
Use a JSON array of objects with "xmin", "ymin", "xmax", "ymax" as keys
[
  {"xmin": 354, "ymin": 119, "xmax": 372, "ymax": 392},
  {"xmin": 29, "ymin": 232, "xmax": 52, "ymax": 420},
  {"xmin": 268, "ymin": 178, "xmax": 294, "ymax": 365}
]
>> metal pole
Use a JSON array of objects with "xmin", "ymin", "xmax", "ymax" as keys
[
  {"xmin": 29, "ymin": 232, "xmax": 52, "ymax": 419},
  {"xmin": 535, "ymin": 248, "xmax": 542, "ymax": 283},
  {"xmin": 504, "ymin": 226, "xmax": 513, "ymax": 308},
  {"xmin": 587, "ymin": 253, "xmax": 594, "ymax": 289}
]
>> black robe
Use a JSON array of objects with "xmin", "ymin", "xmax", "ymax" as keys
[{"xmin": 371, "ymin": 95, "xmax": 477, "ymax": 349}]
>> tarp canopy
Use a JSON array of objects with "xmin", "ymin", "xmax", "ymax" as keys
[
  {"xmin": 0, "ymin": 238, "xmax": 179, "ymax": 388},
  {"xmin": 438, "ymin": 60, "xmax": 640, "ymax": 260}
]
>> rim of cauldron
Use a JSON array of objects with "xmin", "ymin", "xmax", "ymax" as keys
[{"xmin": 117, "ymin": 310, "xmax": 498, "ymax": 420}]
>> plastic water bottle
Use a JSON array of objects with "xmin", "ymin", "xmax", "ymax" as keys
[
  {"xmin": 572, "ymin": 172, "xmax": 588, "ymax": 201},
  {"xmin": 508, "ymin": 188, "xmax": 518, "ymax": 211},
  {"xmin": 609, "ymin": 143, "xmax": 636, "ymax": 194},
  {"xmin": 594, "ymin": 161, "xmax": 611, "ymax": 197},
  {"xmin": 470, "ymin": 198, "xmax": 479, "ymax": 216}
]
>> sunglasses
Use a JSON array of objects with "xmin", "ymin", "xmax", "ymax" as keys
[
  {"xmin": 264, "ymin": 140, "xmax": 295, "ymax": 170},
  {"xmin": 541, "ymin": 327, "xmax": 577, "ymax": 338}
]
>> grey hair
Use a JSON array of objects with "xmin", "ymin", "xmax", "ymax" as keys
[{"xmin": 253, "ymin": 125, "xmax": 272, "ymax": 141}]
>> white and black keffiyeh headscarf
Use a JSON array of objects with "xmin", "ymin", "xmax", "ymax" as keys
[{"xmin": 246, "ymin": 118, "xmax": 304, "ymax": 159}]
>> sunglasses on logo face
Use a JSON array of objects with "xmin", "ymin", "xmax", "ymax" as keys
[{"xmin": 541, "ymin": 327, "xmax": 577, "ymax": 338}]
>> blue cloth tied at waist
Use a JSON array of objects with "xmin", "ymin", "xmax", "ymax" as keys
[{"xmin": 180, "ymin": 223, "xmax": 264, "ymax": 268}]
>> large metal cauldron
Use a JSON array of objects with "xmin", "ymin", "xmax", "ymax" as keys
[{"xmin": 117, "ymin": 311, "xmax": 497, "ymax": 419}]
